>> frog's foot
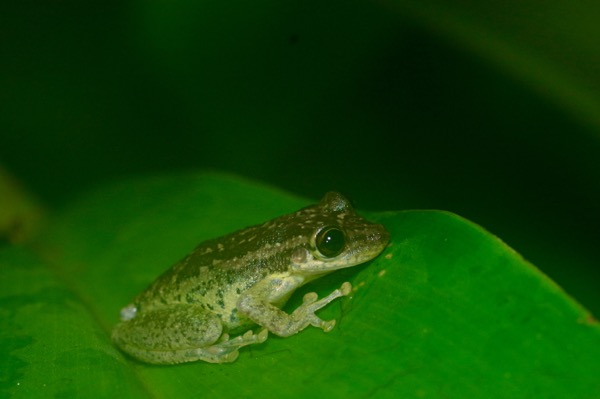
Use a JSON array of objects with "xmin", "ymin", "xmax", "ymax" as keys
[
  {"xmin": 216, "ymin": 328, "xmax": 269, "ymax": 351},
  {"xmin": 237, "ymin": 281, "xmax": 352, "ymax": 338},
  {"xmin": 198, "ymin": 328, "xmax": 269, "ymax": 363},
  {"xmin": 295, "ymin": 282, "xmax": 352, "ymax": 332}
]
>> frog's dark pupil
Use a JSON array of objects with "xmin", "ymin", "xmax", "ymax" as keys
[{"xmin": 316, "ymin": 227, "xmax": 345, "ymax": 258}]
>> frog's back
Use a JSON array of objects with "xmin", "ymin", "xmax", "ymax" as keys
[{"xmin": 132, "ymin": 212, "xmax": 315, "ymax": 324}]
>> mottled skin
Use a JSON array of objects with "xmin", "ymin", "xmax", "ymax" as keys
[{"xmin": 112, "ymin": 192, "xmax": 389, "ymax": 364}]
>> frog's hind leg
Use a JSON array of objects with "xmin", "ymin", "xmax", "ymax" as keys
[
  {"xmin": 135, "ymin": 327, "xmax": 268, "ymax": 364},
  {"xmin": 194, "ymin": 328, "xmax": 269, "ymax": 363},
  {"xmin": 112, "ymin": 304, "xmax": 267, "ymax": 364}
]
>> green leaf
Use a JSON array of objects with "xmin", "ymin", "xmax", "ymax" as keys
[
  {"xmin": 2, "ymin": 172, "xmax": 599, "ymax": 398},
  {"xmin": 0, "ymin": 248, "xmax": 147, "ymax": 398}
]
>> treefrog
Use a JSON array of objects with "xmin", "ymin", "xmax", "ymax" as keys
[{"xmin": 112, "ymin": 192, "xmax": 389, "ymax": 364}]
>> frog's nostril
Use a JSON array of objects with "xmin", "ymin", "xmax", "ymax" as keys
[
  {"xmin": 368, "ymin": 232, "xmax": 382, "ymax": 241},
  {"xmin": 367, "ymin": 225, "xmax": 389, "ymax": 242}
]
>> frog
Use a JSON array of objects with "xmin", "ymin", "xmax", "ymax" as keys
[{"xmin": 112, "ymin": 192, "xmax": 389, "ymax": 364}]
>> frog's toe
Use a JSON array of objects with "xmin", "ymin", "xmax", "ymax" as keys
[
  {"xmin": 340, "ymin": 282, "xmax": 352, "ymax": 296},
  {"xmin": 200, "ymin": 347, "xmax": 240, "ymax": 363},
  {"xmin": 310, "ymin": 316, "xmax": 336, "ymax": 332},
  {"xmin": 257, "ymin": 328, "xmax": 269, "ymax": 342},
  {"xmin": 302, "ymin": 292, "xmax": 318, "ymax": 304},
  {"xmin": 240, "ymin": 328, "xmax": 268, "ymax": 344},
  {"xmin": 321, "ymin": 319, "xmax": 336, "ymax": 332},
  {"xmin": 222, "ymin": 351, "xmax": 240, "ymax": 363}
]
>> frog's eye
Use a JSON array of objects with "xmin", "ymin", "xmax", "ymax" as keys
[{"xmin": 314, "ymin": 226, "xmax": 346, "ymax": 258}]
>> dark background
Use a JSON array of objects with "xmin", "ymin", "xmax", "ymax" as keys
[{"xmin": 1, "ymin": 1, "xmax": 599, "ymax": 314}]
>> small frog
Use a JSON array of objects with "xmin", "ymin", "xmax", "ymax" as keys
[{"xmin": 112, "ymin": 192, "xmax": 389, "ymax": 364}]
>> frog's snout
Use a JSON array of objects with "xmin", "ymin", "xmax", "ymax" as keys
[{"xmin": 370, "ymin": 224, "xmax": 390, "ymax": 245}]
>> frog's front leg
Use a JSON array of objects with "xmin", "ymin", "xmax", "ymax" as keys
[
  {"xmin": 237, "ymin": 275, "xmax": 352, "ymax": 337},
  {"xmin": 112, "ymin": 304, "xmax": 267, "ymax": 364}
]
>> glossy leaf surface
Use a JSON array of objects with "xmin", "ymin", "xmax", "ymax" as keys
[{"xmin": 2, "ymin": 173, "xmax": 598, "ymax": 398}]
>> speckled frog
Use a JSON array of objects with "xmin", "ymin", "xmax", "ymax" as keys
[{"xmin": 112, "ymin": 192, "xmax": 389, "ymax": 364}]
